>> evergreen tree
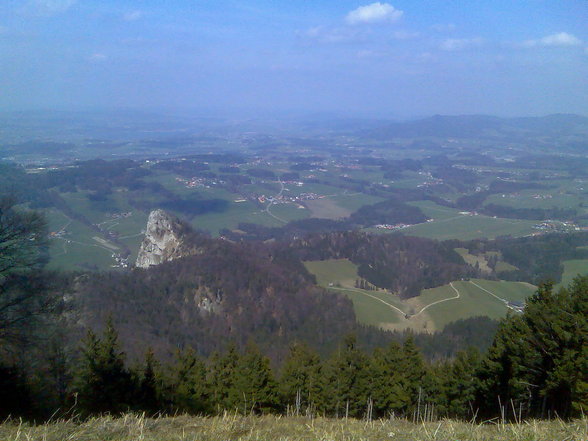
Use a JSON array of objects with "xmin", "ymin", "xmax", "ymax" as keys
[
  {"xmin": 136, "ymin": 348, "xmax": 160, "ymax": 415},
  {"xmin": 439, "ymin": 347, "xmax": 481, "ymax": 419},
  {"xmin": 230, "ymin": 342, "xmax": 277, "ymax": 414},
  {"xmin": 75, "ymin": 319, "xmax": 134, "ymax": 415},
  {"xmin": 318, "ymin": 335, "xmax": 369, "ymax": 418},
  {"xmin": 400, "ymin": 335, "xmax": 430, "ymax": 416},
  {"xmin": 169, "ymin": 347, "xmax": 209, "ymax": 414},
  {"xmin": 368, "ymin": 340, "xmax": 411, "ymax": 417},
  {"xmin": 207, "ymin": 343, "xmax": 240, "ymax": 412},
  {"xmin": 279, "ymin": 342, "xmax": 321, "ymax": 415},
  {"xmin": 476, "ymin": 277, "xmax": 588, "ymax": 419}
]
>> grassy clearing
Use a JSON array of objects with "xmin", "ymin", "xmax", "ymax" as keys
[
  {"xmin": 400, "ymin": 214, "xmax": 537, "ymax": 240},
  {"xmin": 304, "ymin": 259, "xmax": 360, "ymax": 287},
  {"xmin": 558, "ymin": 259, "xmax": 588, "ymax": 289},
  {"xmin": 304, "ymin": 260, "xmax": 537, "ymax": 332},
  {"xmin": 421, "ymin": 280, "xmax": 535, "ymax": 330},
  {"xmin": 305, "ymin": 198, "xmax": 352, "ymax": 219},
  {"xmin": 484, "ymin": 190, "xmax": 583, "ymax": 210},
  {"xmin": 1, "ymin": 414, "xmax": 585, "ymax": 441}
]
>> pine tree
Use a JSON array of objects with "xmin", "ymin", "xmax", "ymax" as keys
[
  {"xmin": 207, "ymin": 343, "xmax": 240, "ymax": 412},
  {"xmin": 476, "ymin": 277, "xmax": 588, "ymax": 419},
  {"xmin": 442, "ymin": 347, "xmax": 481, "ymax": 419},
  {"xmin": 75, "ymin": 319, "xmax": 134, "ymax": 415},
  {"xmin": 137, "ymin": 348, "xmax": 160, "ymax": 415},
  {"xmin": 368, "ymin": 340, "xmax": 411, "ymax": 417},
  {"xmin": 318, "ymin": 334, "xmax": 369, "ymax": 418},
  {"xmin": 230, "ymin": 342, "xmax": 277, "ymax": 414},
  {"xmin": 279, "ymin": 342, "xmax": 321, "ymax": 415},
  {"xmin": 170, "ymin": 347, "xmax": 209, "ymax": 414}
]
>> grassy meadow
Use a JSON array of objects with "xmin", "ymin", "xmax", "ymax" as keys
[
  {"xmin": 1, "ymin": 414, "xmax": 585, "ymax": 441},
  {"xmin": 304, "ymin": 259, "xmax": 537, "ymax": 332},
  {"xmin": 558, "ymin": 259, "xmax": 588, "ymax": 289}
]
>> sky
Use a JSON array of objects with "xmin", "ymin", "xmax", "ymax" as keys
[{"xmin": 0, "ymin": 0, "xmax": 587, "ymax": 117}]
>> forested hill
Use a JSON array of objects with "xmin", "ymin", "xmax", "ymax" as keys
[
  {"xmin": 289, "ymin": 231, "xmax": 475, "ymax": 298},
  {"xmin": 74, "ymin": 239, "xmax": 357, "ymax": 363}
]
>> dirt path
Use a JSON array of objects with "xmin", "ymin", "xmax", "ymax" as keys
[
  {"xmin": 328, "ymin": 286, "xmax": 407, "ymax": 317},
  {"xmin": 468, "ymin": 280, "xmax": 507, "ymax": 304},
  {"xmin": 412, "ymin": 282, "xmax": 461, "ymax": 317},
  {"xmin": 265, "ymin": 178, "xmax": 288, "ymax": 223}
]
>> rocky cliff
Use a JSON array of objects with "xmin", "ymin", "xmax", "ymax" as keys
[{"xmin": 135, "ymin": 209, "xmax": 196, "ymax": 268}]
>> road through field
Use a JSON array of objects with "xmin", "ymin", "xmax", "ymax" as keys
[
  {"xmin": 412, "ymin": 282, "xmax": 461, "ymax": 317},
  {"xmin": 265, "ymin": 178, "xmax": 288, "ymax": 223},
  {"xmin": 328, "ymin": 286, "xmax": 407, "ymax": 317}
]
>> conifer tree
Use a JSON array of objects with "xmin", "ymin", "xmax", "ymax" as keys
[
  {"xmin": 137, "ymin": 348, "xmax": 160, "ymax": 415},
  {"xmin": 279, "ymin": 342, "xmax": 321, "ymax": 415},
  {"xmin": 319, "ymin": 334, "xmax": 369, "ymax": 418},
  {"xmin": 476, "ymin": 277, "xmax": 588, "ymax": 419},
  {"xmin": 368, "ymin": 340, "xmax": 410, "ymax": 417},
  {"xmin": 230, "ymin": 342, "xmax": 277, "ymax": 414},
  {"xmin": 207, "ymin": 343, "xmax": 240, "ymax": 412},
  {"xmin": 170, "ymin": 347, "xmax": 209, "ymax": 414},
  {"xmin": 75, "ymin": 319, "xmax": 134, "ymax": 415}
]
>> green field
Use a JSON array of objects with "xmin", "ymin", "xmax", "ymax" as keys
[
  {"xmin": 304, "ymin": 259, "xmax": 537, "ymax": 332},
  {"xmin": 304, "ymin": 259, "xmax": 360, "ymax": 286},
  {"xmin": 46, "ymin": 209, "xmax": 118, "ymax": 270},
  {"xmin": 558, "ymin": 259, "xmax": 588, "ymax": 289},
  {"xmin": 421, "ymin": 280, "xmax": 536, "ymax": 330},
  {"xmin": 484, "ymin": 189, "xmax": 583, "ymax": 210},
  {"xmin": 399, "ymin": 213, "xmax": 537, "ymax": 240}
]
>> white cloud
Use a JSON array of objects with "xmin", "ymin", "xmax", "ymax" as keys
[
  {"xmin": 346, "ymin": 3, "xmax": 403, "ymax": 25},
  {"xmin": 522, "ymin": 32, "xmax": 582, "ymax": 48},
  {"xmin": 123, "ymin": 10, "xmax": 143, "ymax": 22},
  {"xmin": 23, "ymin": 0, "xmax": 77, "ymax": 15},
  {"xmin": 440, "ymin": 37, "xmax": 484, "ymax": 51}
]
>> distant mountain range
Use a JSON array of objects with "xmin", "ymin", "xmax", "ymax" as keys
[{"xmin": 364, "ymin": 114, "xmax": 588, "ymax": 139}]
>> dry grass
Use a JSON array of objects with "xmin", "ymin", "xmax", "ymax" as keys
[{"xmin": 1, "ymin": 413, "xmax": 587, "ymax": 441}]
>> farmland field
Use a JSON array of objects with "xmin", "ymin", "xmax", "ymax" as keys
[
  {"xmin": 558, "ymin": 259, "xmax": 588, "ymax": 289},
  {"xmin": 304, "ymin": 259, "xmax": 537, "ymax": 332},
  {"xmin": 399, "ymin": 214, "xmax": 537, "ymax": 240}
]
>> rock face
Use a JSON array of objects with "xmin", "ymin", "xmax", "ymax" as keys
[{"xmin": 135, "ymin": 209, "xmax": 193, "ymax": 268}]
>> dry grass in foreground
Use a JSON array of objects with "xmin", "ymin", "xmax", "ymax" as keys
[{"xmin": 1, "ymin": 413, "xmax": 587, "ymax": 441}]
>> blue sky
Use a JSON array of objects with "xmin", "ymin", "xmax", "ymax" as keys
[{"xmin": 0, "ymin": 0, "xmax": 587, "ymax": 117}]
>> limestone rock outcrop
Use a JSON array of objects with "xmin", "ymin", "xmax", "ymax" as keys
[{"xmin": 135, "ymin": 209, "xmax": 194, "ymax": 268}]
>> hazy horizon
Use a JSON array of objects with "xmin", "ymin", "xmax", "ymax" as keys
[{"xmin": 1, "ymin": 1, "xmax": 587, "ymax": 117}]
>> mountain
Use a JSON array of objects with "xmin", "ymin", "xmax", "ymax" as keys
[{"xmin": 364, "ymin": 114, "xmax": 588, "ymax": 139}]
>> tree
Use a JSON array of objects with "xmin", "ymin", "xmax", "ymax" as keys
[
  {"xmin": 476, "ymin": 278, "xmax": 588, "ymax": 419},
  {"xmin": 368, "ymin": 341, "xmax": 411, "ymax": 417},
  {"xmin": 0, "ymin": 197, "xmax": 51, "ymax": 346},
  {"xmin": 169, "ymin": 347, "xmax": 209, "ymax": 414},
  {"xmin": 230, "ymin": 342, "xmax": 277, "ymax": 414},
  {"xmin": 318, "ymin": 334, "xmax": 369, "ymax": 418},
  {"xmin": 207, "ymin": 343, "xmax": 240, "ymax": 412},
  {"xmin": 279, "ymin": 342, "xmax": 321, "ymax": 415},
  {"xmin": 136, "ymin": 348, "xmax": 160, "ymax": 415},
  {"xmin": 75, "ymin": 319, "xmax": 134, "ymax": 415}
]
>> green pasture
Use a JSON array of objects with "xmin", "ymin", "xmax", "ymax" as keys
[
  {"xmin": 399, "ymin": 214, "xmax": 537, "ymax": 240},
  {"xmin": 484, "ymin": 190, "xmax": 582, "ymax": 211},
  {"xmin": 304, "ymin": 259, "xmax": 536, "ymax": 331},
  {"xmin": 558, "ymin": 259, "xmax": 588, "ymax": 289},
  {"xmin": 304, "ymin": 259, "xmax": 360, "ymax": 287}
]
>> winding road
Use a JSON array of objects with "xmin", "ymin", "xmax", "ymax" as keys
[{"xmin": 328, "ymin": 282, "xmax": 463, "ymax": 320}]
